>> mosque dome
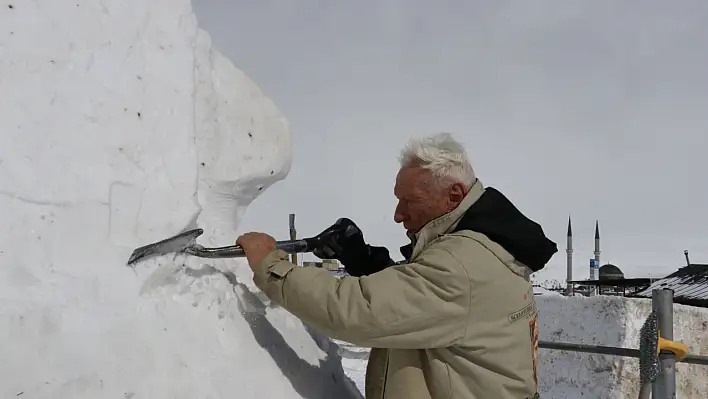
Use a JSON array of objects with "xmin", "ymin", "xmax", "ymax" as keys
[{"xmin": 599, "ymin": 264, "xmax": 624, "ymax": 280}]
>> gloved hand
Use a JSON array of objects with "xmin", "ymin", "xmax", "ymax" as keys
[{"xmin": 312, "ymin": 218, "xmax": 394, "ymax": 277}]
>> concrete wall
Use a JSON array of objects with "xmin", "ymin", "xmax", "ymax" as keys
[{"xmin": 537, "ymin": 295, "xmax": 708, "ymax": 398}]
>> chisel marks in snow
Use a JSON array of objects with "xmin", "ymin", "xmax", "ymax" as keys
[
  {"xmin": 107, "ymin": 181, "xmax": 144, "ymax": 246},
  {"xmin": 0, "ymin": 190, "xmax": 108, "ymax": 208}
]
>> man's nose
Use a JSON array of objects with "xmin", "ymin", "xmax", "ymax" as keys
[{"xmin": 394, "ymin": 207, "xmax": 406, "ymax": 223}]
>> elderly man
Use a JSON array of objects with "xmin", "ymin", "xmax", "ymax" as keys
[{"xmin": 237, "ymin": 133, "xmax": 557, "ymax": 399}]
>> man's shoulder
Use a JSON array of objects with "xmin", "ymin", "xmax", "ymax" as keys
[
  {"xmin": 422, "ymin": 230, "xmax": 517, "ymax": 270},
  {"xmin": 441, "ymin": 230, "xmax": 534, "ymax": 279},
  {"xmin": 402, "ymin": 231, "xmax": 511, "ymax": 269},
  {"xmin": 428, "ymin": 231, "xmax": 497, "ymax": 257}
]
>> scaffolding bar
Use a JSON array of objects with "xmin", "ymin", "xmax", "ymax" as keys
[
  {"xmin": 653, "ymin": 288, "xmax": 677, "ymax": 399},
  {"xmin": 538, "ymin": 341, "xmax": 708, "ymax": 366}
]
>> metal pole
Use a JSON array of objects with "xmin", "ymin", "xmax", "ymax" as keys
[
  {"xmin": 539, "ymin": 341, "xmax": 640, "ymax": 358},
  {"xmin": 289, "ymin": 213, "xmax": 297, "ymax": 265},
  {"xmin": 652, "ymin": 288, "xmax": 677, "ymax": 399},
  {"xmin": 637, "ymin": 384, "xmax": 651, "ymax": 399},
  {"xmin": 538, "ymin": 340, "xmax": 708, "ymax": 365}
]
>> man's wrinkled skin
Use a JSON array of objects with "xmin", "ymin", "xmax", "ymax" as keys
[
  {"xmin": 393, "ymin": 166, "xmax": 466, "ymax": 233},
  {"xmin": 236, "ymin": 232, "xmax": 276, "ymax": 272}
]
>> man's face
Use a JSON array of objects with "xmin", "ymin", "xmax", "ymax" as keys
[{"xmin": 393, "ymin": 166, "xmax": 466, "ymax": 233}]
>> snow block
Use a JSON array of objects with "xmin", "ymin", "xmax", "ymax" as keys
[
  {"xmin": 0, "ymin": 1, "xmax": 358, "ymax": 398},
  {"xmin": 538, "ymin": 296, "xmax": 708, "ymax": 399}
]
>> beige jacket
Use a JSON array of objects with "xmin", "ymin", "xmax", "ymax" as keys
[{"xmin": 253, "ymin": 179, "xmax": 555, "ymax": 398}]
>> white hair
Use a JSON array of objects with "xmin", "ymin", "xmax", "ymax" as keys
[{"xmin": 399, "ymin": 132, "xmax": 476, "ymax": 189}]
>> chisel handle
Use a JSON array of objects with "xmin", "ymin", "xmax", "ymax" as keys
[{"xmin": 184, "ymin": 237, "xmax": 319, "ymax": 259}]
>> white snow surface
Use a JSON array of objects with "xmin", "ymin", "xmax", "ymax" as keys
[
  {"xmin": 0, "ymin": 1, "xmax": 360, "ymax": 398},
  {"xmin": 533, "ymin": 286, "xmax": 563, "ymax": 296}
]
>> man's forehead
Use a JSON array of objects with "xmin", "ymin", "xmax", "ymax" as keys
[
  {"xmin": 395, "ymin": 167, "xmax": 430, "ymax": 193},
  {"xmin": 398, "ymin": 166, "xmax": 427, "ymax": 180},
  {"xmin": 395, "ymin": 167, "xmax": 415, "ymax": 188}
]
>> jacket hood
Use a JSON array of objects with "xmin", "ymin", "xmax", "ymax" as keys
[
  {"xmin": 452, "ymin": 186, "xmax": 557, "ymax": 272},
  {"xmin": 401, "ymin": 180, "xmax": 557, "ymax": 272}
]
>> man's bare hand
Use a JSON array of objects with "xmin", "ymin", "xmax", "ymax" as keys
[{"xmin": 236, "ymin": 232, "xmax": 277, "ymax": 271}]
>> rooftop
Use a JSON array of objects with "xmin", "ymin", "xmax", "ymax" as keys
[{"xmin": 633, "ymin": 264, "xmax": 708, "ymax": 307}]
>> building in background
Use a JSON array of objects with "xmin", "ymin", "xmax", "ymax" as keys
[
  {"xmin": 599, "ymin": 264, "xmax": 624, "ymax": 280},
  {"xmin": 562, "ymin": 218, "xmax": 663, "ymax": 297},
  {"xmin": 632, "ymin": 263, "xmax": 708, "ymax": 308}
]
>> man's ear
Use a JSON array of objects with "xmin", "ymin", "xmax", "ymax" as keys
[{"xmin": 449, "ymin": 182, "xmax": 466, "ymax": 204}]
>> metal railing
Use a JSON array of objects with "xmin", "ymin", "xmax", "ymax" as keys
[{"xmin": 538, "ymin": 288, "xmax": 708, "ymax": 399}]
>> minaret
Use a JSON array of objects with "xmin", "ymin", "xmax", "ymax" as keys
[
  {"xmin": 593, "ymin": 220, "xmax": 601, "ymax": 276},
  {"xmin": 566, "ymin": 216, "xmax": 573, "ymax": 296},
  {"xmin": 592, "ymin": 221, "xmax": 601, "ymax": 296}
]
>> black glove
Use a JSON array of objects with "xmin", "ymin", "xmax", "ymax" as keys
[{"xmin": 312, "ymin": 218, "xmax": 395, "ymax": 277}]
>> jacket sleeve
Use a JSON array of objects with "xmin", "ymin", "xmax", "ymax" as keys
[{"xmin": 252, "ymin": 237, "xmax": 471, "ymax": 349}]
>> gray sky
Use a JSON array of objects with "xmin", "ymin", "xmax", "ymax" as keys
[{"xmin": 193, "ymin": 0, "xmax": 708, "ymax": 281}]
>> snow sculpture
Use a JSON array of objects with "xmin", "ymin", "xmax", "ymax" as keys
[{"xmin": 0, "ymin": 1, "xmax": 359, "ymax": 397}]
